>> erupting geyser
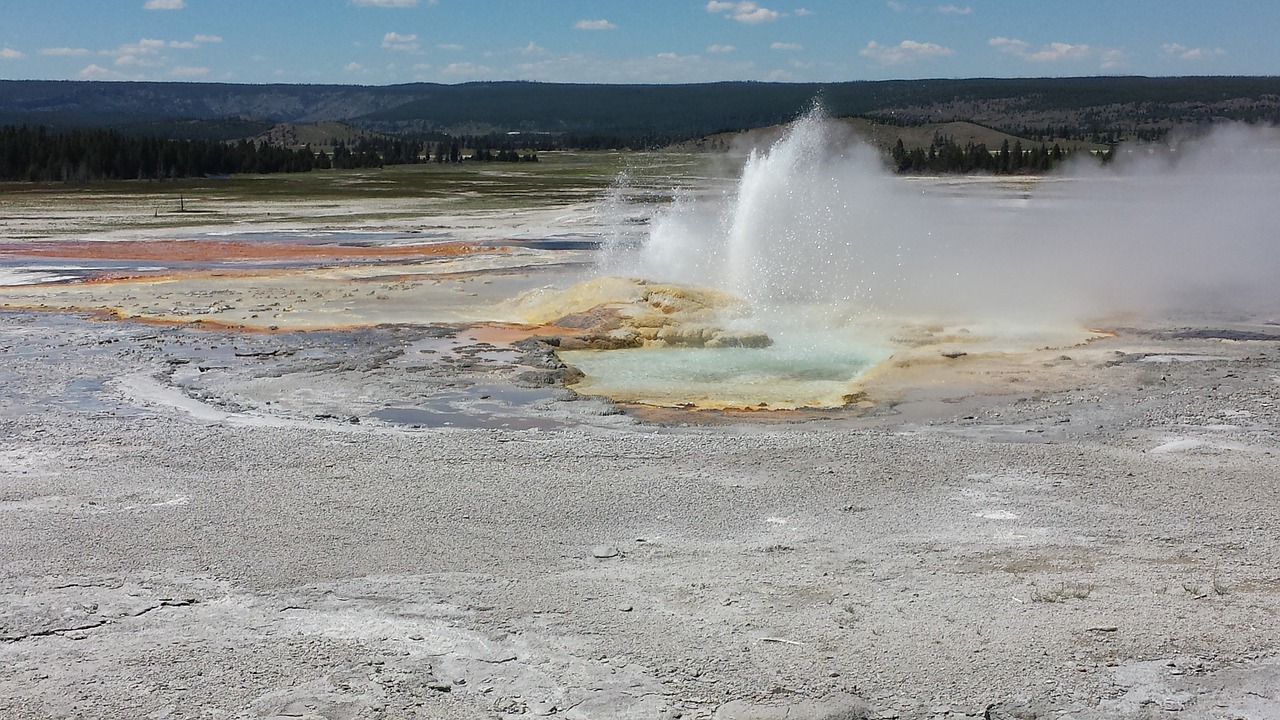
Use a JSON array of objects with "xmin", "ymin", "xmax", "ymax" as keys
[
  {"xmin": 619, "ymin": 110, "xmax": 903, "ymax": 319},
  {"xmin": 554, "ymin": 110, "xmax": 1280, "ymax": 409}
]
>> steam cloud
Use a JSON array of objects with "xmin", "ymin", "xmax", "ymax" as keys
[{"xmin": 609, "ymin": 113, "xmax": 1280, "ymax": 329}]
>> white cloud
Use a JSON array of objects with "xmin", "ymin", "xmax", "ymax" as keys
[
  {"xmin": 382, "ymin": 32, "xmax": 419, "ymax": 51},
  {"xmin": 441, "ymin": 62, "xmax": 493, "ymax": 79},
  {"xmin": 79, "ymin": 64, "xmax": 116, "ymax": 78},
  {"xmin": 936, "ymin": 4, "xmax": 971, "ymax": 14},
  {"xmin": 116, "ymin": 38, "xmax": 167, "ymax": 56},
  {"xmin": 771, "ymin": 42, "xmax": 803, "ymax": 51},
  {"xmin": 116, "ymin": 54, "xmax": 162, "ymax": 68},
  {"xmin": 521, "ymin": 41, "xmax": 547, "ymax": 56},
  {"xmin": 795, "ymin": 8, "xmax": 813, "ymax": 16},
  {"xmin": 437, "ymin": 43, "xmax": 464, "ymax": 51},
  {"xmin": 990, "ymin": 36, "xmax": 1123, "ymax": 69},
  {"xmin": 574, "ymin": 19, "xmax": 616, "ymax": 30},
  {"xmin": 1025, "ymin": 42, "xmax": 1091, "ymax": 62},
  {"xmin": 40, "ymin": 47, "xmax": 92, "ymax": 57},
  {"xmin": 706, "ymin": 44, "xmax": 736, "ymax": 53},
  {"xmin": 1, "ymin": 48, "xmax": 24, "ymax": 59},
  {"xmin": 345, "ymin": 62, "xmax": 368, "ymax": 74},
  {"xmin": 1162, "ymin": 43, "xmax": 1225, "ymax": 60},
  {"xmin": 107, "ymin": 38, "xmax": 166, "ymax": 69},
  {"xmin": 89, "ymin": 34, "xmax": 217, "ymax": 72},
  {"xmin": 988, "ymin": 36, "xmax": 1029, "ymax": 55},
  {"xmin": 654, "ymin": 52, "xmax": 701, "ymax": 64},
  {"xmin": 886, "ymin": 1, "xmax": 906, "ymax": 11},
  {"xmin": 1100, "ymin": 49, "xmax": 1127, "ymax": 69},
  {"xmin": 171, "ymin": 65, "xmax": 209, "ymax": 77},
  {"xmin": 503, "ymin": 48, "xmax": 759, "ymax": 84},
  {"xmin": 706, "ymin": 1, "xmax": 781, "ymax": 24},
  {"xmin": 143, "ymin": 0, "xmax": 186, "ymax": 9},
  {"xmin": 860, "ymin": 39, "xmax": 953, "ymax": 65},
  {"xmin": 351, "ymin": 0, "xmax": 418, "ymax": 6}
]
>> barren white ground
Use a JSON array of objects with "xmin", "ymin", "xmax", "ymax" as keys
[
  {"xmin": 2, "ymin": 171, "xmax": 1279, "ymax": 720},
  {"xmin": 2, "ymin": 306, "xmax": 1279, "ymax": 720}
]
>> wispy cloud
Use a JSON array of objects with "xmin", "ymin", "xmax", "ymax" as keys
[
  {"xmin": 437, "ymin": 43, "xmax": 464, "ymax": 51},
  {"xmin": 861, "ymin": 39, "xmax": 953, "ymax": 65},
  {"xmin": 441, "ymin": 61, "xmax": 494, "ymax": 79},
  {"xmin": 1162, "ymin": 43, "xmax": 1225, "ymax": 60},
  {"xmin": 381, "ymin": 32, "xmax": 419, "ymax": 51},
  {"xmin": 706, "ymin": 1, "xmax": 781, "ymax": 24},
  {"xmin": 990, "ymin": 36, "xmax": 1123, "ymax": 69},
  {"xmin": 80, "ymin": 64, "xmax": 116, "ymax": 78},
  {"xmin": 1, "ymin": 48, "xmax": 24, "ymax": 59},
  {"xmin": 111, "ymin": 38, "xmax": 167, "ymax": 67},
  {"xmin": 771, "ymin": 42, "xmax": 803, "ymax": 51},
  {"xmin": 93, "ymin": 34, "xmax": 220, "ymax": 70},
  {"xmin": 574, "ymin": 19, "xmax": 616, "ymax": 31},
  {"xmin": 1025, "ymin": 42, "xmax": 1091, "ymax": 62},
  {"xmin": 795, "ymin": 8, "xmax": 813, "ymax": 16},
  {"xmin": 143, "ymin": 0, "xmax": 186, "ymax": 9},
  {"xmin": 936, "ymin": 4, "xmax": 971, "ymax": 14},
  {"xmin": 502, "ymin": 49, "xmax": 760, "ymax": 84},
  {"xmin": 1100, "ymin": 49, "xmax": 1127, "ymax": 69},
  {"xmin": 706, "ymin": 44, "xmax": 736, "ymax": 53},
  {"xmin": 988, "ymin": 37, "xmax": 1029, "ymax": 55},
  {"xmin": 40, "ymin": 47, "xmax": 92, "ymax": 57}
]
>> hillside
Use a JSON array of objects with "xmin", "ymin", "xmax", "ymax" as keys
[
  {"xmin": 2, "ymin": 77, "xmax": 1278, "ymax": 146},
  {"xmin": 675, "ymin": 118, "xmax": 1111, "ymax": 156}
]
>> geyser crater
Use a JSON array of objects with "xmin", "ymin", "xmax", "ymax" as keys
[{"xmin": 511, "ymin": 111, "xmax": 1280, "ymax": 411}]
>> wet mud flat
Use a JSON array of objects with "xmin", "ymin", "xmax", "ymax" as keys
[{"xmin": 3, "ymin": 309, "xmax": 1280, "ymax": 720}]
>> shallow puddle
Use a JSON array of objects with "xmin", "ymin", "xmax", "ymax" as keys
[
  {"xmin": 370, "ymin": 406, "xmax": 562, "ymax": 431},
  {"xmin": 369, "ymin": 383, "xmax": 565, "ymax": 430},
  {"xmin": 559, "ymin": 336, "xmax": 889, "ymax": 409}
]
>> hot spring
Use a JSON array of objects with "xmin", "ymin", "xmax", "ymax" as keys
[{"xmin": 517, "ymin": 112, "xmax": 1280, "ymax": 410}]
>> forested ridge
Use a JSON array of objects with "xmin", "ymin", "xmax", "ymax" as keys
[
  {"xmin": 3, "ymin": 76, "xmax": 1278, "ymax": 140},
  {"xmin": 0, "ymin": 125, "xmax": 542, "ymax": 182},
  {"xmin": 0, "ymin": 125, "xmax": 322, "ymax": 182},
  {"xmin": 2, "ymin": 75, "xmax": 1276, "ymax": 182}
]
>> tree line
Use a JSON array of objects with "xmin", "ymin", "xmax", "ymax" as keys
[
  {"xmin": 0, "ymin": 125, "xmax": 540, "ymax": 182},
  {"xmin": 887, "ymin": 135, "xmax": 1107, "ymax": 174},
  {"xmin": 0, "ymin": 125, "xmax": 322, "ymax": 182}
]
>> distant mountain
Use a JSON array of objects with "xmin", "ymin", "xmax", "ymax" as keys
[
  {"xmin": 0, "ymin": 80, "xmax": 424, "ymax": 127},
  {"xmin": 2, "ymin": 77, "xmax": 1278, "ymax": 143}
]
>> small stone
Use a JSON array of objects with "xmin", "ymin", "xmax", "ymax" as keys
[
  {"xmin": 275, "ymin": 701, "xmax": 311, "ymax": 717},
  {"xmin": 619, "ymin": 605, "xmax": 634, "ymax": 612},
  {"xmin": 591, "ymin": 545, "xmax": 620, "ymax": 559},
  {"xmin": 528, "ymin": 701, "xmax": 558, "ymax": 716}
]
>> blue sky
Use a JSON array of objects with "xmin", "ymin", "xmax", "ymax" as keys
[{"xmin": 0, "ymin": 1, "xmax": 1274, "ymax": 85}]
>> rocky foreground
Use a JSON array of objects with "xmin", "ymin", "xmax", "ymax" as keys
[{"xmin": 2, "ymin": 308, "xmax": 1279, "ymax": 720}]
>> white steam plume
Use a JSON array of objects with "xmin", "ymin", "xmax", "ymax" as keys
[{"xmin": 607, "ymin": 112, "xmax": 1280, "ymax": 329}]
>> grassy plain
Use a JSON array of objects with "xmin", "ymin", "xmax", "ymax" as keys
[{"xmin": 0, "ymin": 151, "xmax": 709, "ymax": 240}]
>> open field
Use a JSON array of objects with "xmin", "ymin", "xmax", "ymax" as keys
[
  {"xmin": 2, "ymin": 155, "xmax": 1280, "ymax": 720},
  {"xmin": 0, "ymin": 152, "xmax": 707, "ymax": 239}
]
